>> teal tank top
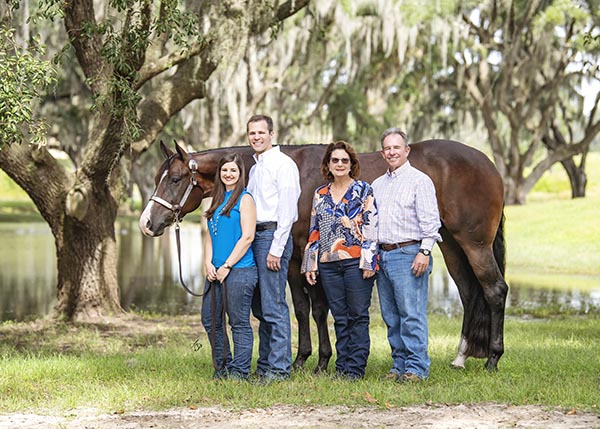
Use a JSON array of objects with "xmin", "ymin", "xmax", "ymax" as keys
[{"xmin": 207, "ymin": 189, "xmax": 255, "ymax": 268}]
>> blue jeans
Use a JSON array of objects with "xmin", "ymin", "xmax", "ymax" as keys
[
  {"xmin": 318, "ymin": 258, "xmax": 374, "ymax": 379},
  {"xmin": 201, "ymin": 266, "xmax": 257, "ymax": 379},
  {"xmin": 377, "ymin": 243, "xmax": 433, "ymax": 379},
  {"xmin": 251, "ymin": 230, "xmax": 293, "ymax": 379}
]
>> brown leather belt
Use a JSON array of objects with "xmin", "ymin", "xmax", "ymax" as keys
[
  {"xmin": 256, "ymin": 222, "xmax": 278, "ymax": 231},
  {"xmin": 379, "ymin": 240, "xmax": 420, "ymax": 251}
]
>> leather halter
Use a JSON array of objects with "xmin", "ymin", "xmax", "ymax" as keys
[
  {"xmin": 150, "ymin": 158, "xmax": 202, "ymax": 224},
  {"xmin": 149, "ymin": 157, "xmax": 204, "ymax": 297}
]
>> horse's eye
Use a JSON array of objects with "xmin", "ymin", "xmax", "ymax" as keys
[{"xmin": 171, "ymin": 177, "xmax": 181, "ymax": 184}]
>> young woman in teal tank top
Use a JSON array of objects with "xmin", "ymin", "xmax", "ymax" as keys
[{"xmin": 202, "ymin": 153, "xmax": 258, "ymax": 380}]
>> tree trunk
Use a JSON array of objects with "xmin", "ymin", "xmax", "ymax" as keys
[
  {"xmin": 503, "ymin": 176, "xmax": 527, "ymax": 205},
  {"xmin": 132, "ymin": 156, "xmax": 158, "ymax": 210},
  {"xmin": 0, "ymin": 142, "xmax": 125, "ymax": 323},
  {"xmin": 54, "ymin": 191, "xmax": 124, "ymax": 322},
  {"xmin": 560, "ymin": 158, "xmax": 587, "ymax": 198},
  {"xmin": 542, "ymin": 131, "xmax": 589, "ymax": 199}
]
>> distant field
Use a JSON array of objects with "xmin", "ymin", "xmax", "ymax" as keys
[
  {"xmin": 528, "ymin": 151, "xmax": 600, "ymax": 200},
  {"xmin": 504, "ymin": 151, "xmax": 600, "ymax": 282}
]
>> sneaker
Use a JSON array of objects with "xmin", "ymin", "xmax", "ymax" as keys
[
  {"xmin": 344, "ymin": 372, "xmax": 363, "ymax": 381},
  {"xmin": 226, "ymin": 371, "xmax": 247, "ymax": 382},
  {"xmin": 250, "ymin": 372, "xmax": 288, "ymax": 386},
  {"xmin": 248, "ymin": 371, "xmax": 264, "ymax": 382},
  {"xmin": 212, "ymin": 369, "xmax": 228, "ymax": 380},
  {"xmin": 333, "ymin": 369, "xmax": 346, "ymax": 379}
]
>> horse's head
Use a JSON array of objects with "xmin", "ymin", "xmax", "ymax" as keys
[{"xmin": 139, "ymin": 141, "xmax": 207, "ymax": 237}]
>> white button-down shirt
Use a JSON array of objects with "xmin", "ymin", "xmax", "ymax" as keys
[
  {"xmin": 371, "ymin": 161, "xmax": 442, "ymax": 251},
  {"xmin": 248, "ymin": 146, "xmax": 301, "ymax": 257}
]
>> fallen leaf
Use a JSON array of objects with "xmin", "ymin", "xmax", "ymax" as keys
[
  {"xmin": 364, "ymin": 391, "xmax": 378, "ymax": 404},
  {"xmin": 567, "ymin": 408, "xmax": 577, "ymax": 416}
]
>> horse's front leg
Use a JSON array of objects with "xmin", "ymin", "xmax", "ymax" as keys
[
  {"xmin": 308, "ymin": 278, "xmax": 332, "ymax": 374},
  {"xmin": 287, "ymin": 263, "xmax": 312, "ymax": 371}
]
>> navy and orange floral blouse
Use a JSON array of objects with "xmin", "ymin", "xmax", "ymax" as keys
[{"xmin": 301, "ymin": 180, "xmax": 378, "ymax": 273}]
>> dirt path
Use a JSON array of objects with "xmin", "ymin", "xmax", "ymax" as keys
[{"xmin": 1, "ymin": 404, "xmax": 598, "ymax": 429}]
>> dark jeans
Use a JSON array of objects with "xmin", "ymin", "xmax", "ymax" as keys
[
  {"xmin": 318, "ymin": 258, "xmax": 374, "ymax": 378},
  {"xmin": 201, "ymin": 266, "xmax": 257, "ymax": 379}
]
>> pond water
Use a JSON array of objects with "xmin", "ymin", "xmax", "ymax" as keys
[{"xmin": 1, "ymin": 220, "xmax": 599, "ymax": 322}]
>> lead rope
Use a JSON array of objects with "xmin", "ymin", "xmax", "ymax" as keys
[
  {"xmin": 210, "ymin": 279, "xmax": 228, "ymax": 371},
  {"xmin": 174, "ymin": 218, "xmax": 204, "ymax": 297}
]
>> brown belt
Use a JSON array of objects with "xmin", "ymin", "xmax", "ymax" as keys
[{"xmin": 379, "ymin": 240, "xmax": 420, "ymax": 251}]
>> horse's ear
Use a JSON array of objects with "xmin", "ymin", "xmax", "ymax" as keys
[
  {"xmin": 159, "ymin": 140, "xmax": 174, "ymax": 159},
  {"xmin": 174, "ymin": 140, "xmax": 190, "ymax": 161}
]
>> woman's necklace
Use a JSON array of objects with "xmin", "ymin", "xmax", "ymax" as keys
[
  {"xmin": 209, "ymin": 190, "xmax": 233, "ymax": 236},
  {"xmin": 209, "ymin": 210, "xmax": 222, "ymax": 236}
]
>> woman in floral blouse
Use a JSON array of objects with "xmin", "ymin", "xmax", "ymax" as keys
[{"xmin": 301, "ymin": 141, "xmax": 378, "ymax": 380}]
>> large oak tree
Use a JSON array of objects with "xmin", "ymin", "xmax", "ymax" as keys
[{"xmin": 0, "ymin": 0, "xmax": 308, "ymax": 322}]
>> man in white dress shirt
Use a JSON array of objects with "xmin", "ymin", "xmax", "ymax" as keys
[{"xmin": 246, "ymin": 114, "xmax": 301, "ymax": 382}]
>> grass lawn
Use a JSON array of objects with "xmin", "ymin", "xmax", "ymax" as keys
[
  {"xmin": 504, "ymin": 152, "xmax": 600, "ymax": 288},
  {"xmin": 0, "ymin": 313, "xmax": 598, "ymax": 413}
]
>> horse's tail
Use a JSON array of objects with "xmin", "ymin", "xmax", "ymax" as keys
[{"xmin": 463, "ymin": 208, "xmax": 506, "ymax": 358}]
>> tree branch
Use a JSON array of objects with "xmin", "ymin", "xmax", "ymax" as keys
[
  {"xmin": 136, "ymin": 40, "xmax": 209, "ymax": 89},
  {"xmin": 63, "ymin": 0, "xmax": 109, "ymax": 95},
  {"xmin": 0, "ymin": 143, "xmax": 69, "ymax": 231}
]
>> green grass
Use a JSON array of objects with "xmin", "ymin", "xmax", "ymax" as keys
[
  {"xmin": 503, "ymin": 152, "xmax": 600, "ymax": 280},
  {"xmin": 505, "ymin": 194, "xmax": 600, "ymax": 278},
  {"xmin": 0, "ymin": 314, "xmax": 598, "ymax": 413}
]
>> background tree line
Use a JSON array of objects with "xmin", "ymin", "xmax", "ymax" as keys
[{"xmin": 0, "ymin": 0, "xmax": 599, "ymax": 321}]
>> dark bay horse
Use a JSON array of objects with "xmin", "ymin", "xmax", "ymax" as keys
[{"xmin": 139, "ymin": 140, "xmax": 508, "ymax": 372}]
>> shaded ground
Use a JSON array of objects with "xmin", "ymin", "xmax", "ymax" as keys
[{"xmin": 1, "ymin": 403, "xmax": 598, "ymax": 429}]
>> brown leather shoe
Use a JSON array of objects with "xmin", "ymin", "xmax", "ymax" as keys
[
  {"xmin": 400, "ymin": 372, "xmax": 422, "ymax": 383},
  {"xmin": 381, "ymin": 372, "xmax": 402, "ymax": 382}
]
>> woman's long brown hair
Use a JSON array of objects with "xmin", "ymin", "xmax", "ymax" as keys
[{"xmin": 204, "ymin": 153, "xmax": 246, "ymax": 220}]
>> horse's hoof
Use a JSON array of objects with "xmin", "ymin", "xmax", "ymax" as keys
[
  {"xmin": 484, "ymin": 361, "xmax": 499, "ymax": 372},
  {"xmin": 484, "ymin": 354, "xmax": 500, "ymax": 371},
  {"xmin": 292, "ymin": 357, "xmax": 308, "ymax": 371},
  {"xmin": 450, "ymin": 362, "xmax": 465, "ymax": 370},
  {"xmin": 313, "ymin": 357, "xmax": 330, "ymax": 374},
  {"xmin": 313, "ymin": 365, "xmax": 327, "ymax": 375}
]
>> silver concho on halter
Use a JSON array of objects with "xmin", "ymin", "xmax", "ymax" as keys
[{"xmin": 188, "ymin": 159, "xmax": 198, "ymax": 186}]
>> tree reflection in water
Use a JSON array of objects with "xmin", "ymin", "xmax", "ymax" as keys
[{"xmin": 0, "ymin": 220, "xmax": 598, "ymax": 322}]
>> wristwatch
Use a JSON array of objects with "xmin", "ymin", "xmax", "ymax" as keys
[
  {"xmin": 418, "ymin": 248, "xmax": 431, "ymax": 257},
  {"xmin": 222, "ymin": 262, "xmax": 232, "ymax": 270}
]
